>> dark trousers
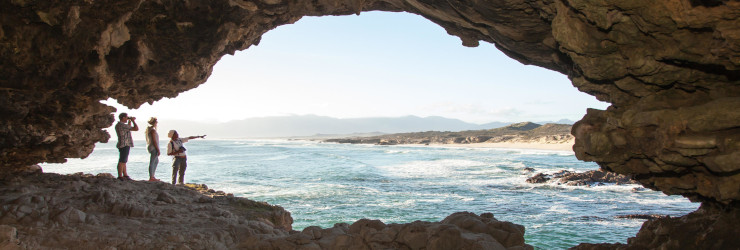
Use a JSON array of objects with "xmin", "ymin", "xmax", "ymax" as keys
[{"xmin": 172, "ymin": 157, "xmax": 187, "ymax": 185}]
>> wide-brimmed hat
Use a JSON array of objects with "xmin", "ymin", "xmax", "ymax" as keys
[
  {"xmin": 168, "ymin": 130, "xmax": 176, "ymax": 138},
  {"xmin": 148, "ymin": 117, "xmax": 157, "ymax": 125}
]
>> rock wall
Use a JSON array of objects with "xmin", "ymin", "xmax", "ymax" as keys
[
  {"xmin": 565, "ymin": 1, "xmax": 740, "ymax": 205},
  {"xmin": 573, "ymin": 202, "xmax": 740, "ymax": 250},
  {"xmin": 2, "ymin": 0, "xmax": 740, "ymax": 248}
]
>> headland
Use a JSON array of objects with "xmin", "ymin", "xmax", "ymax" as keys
[{"xmin": 323, "ymin": 122, "xmax": 575, "ymax": 152}]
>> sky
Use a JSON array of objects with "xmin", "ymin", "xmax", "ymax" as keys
[{"xmin": 107, "ymin": 11, "xmax": 609, "ymax": 125}]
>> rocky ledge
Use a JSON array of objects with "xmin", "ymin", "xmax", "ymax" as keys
[
  {"xmin": 573, "ymin": 203, "xmax": 740, "ymax": 250},
  {"xmin": 0, "ymin": 169, "xmax": 292, "ymax": 249},
  {"xmin": 0, "ymin": 169, "xmax": 532, "ymax": 249}
]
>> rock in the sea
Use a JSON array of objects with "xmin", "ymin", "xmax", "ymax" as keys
[
  {"xmin": 527, "ymin": 169, "xmax": 638, "ymax": 186},
  {"xmin": 558, "ymin": 169, "xmax": 638, "ymax": 186},
  {"xmin": 526, "ymin": 173, "xmax": 550, "ymax": 184},
  {"xmin": 615, "ymin": 214, "xmax": 666, "ymax": 221}
]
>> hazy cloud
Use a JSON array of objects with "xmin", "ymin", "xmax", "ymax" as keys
[
  {"xmin": 419, "ymin": 102, "xmax": 524, "ymax": 121},
  {"xmin": 524, "ymin": 100, "xmax": 555, "ymax": 105}
]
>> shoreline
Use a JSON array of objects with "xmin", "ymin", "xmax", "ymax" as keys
[{"xmin": 425, "ymin": 141, "xmax": 575, "ymax": 152}]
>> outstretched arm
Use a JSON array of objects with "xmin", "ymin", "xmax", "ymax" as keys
[{"xmin": 187, "ymin": 135, "xmax": 206, "ymax": 139}]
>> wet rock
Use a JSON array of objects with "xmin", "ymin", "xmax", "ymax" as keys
[
  {"xmin": 527, "ymin": 169, "xmax": 638, "ymax": 186},
  {"xmin": 574, "ymin": 204, "xmax": 740, "ymax": 249},
  {"xmin": 558, "ymin": 169, "xmax": 638, "ymax": 185},
  {"xmin": 526, "ymin": 173, "xmax": 550, "ymax": 184},
  {"xmin": 615, "ymin": 214, "xmax": 666, "ymax": 220}
]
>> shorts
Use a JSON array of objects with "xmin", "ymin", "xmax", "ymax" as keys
[{"xmin": 118, "ymin": 146, "xmax": 131, "ymax": 163}]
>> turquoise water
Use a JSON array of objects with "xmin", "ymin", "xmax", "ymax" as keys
[{"xmin": 43, "ymin": 139, "xmax": 699, "ymax": 249}]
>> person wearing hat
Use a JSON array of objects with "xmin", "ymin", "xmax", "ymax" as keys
[
  {"xmin": 166, "ymin": 130, "xmax": 206, "ymax": 185},
  {"xmin": 115, "ymin": 113, "xmax": 138, "ymax": 181},
  {"xmin": 145, "ymin": 117, "xmax": 161, "ymax": 181}
]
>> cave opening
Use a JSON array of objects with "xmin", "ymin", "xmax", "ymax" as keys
[
  {"xmin": 2, "ymin": 0, "xmax": 740, "ymax": 248},
  {"xmin": 40, "ymin": 11, "xmax": 701, "ymax": 249},
  {"xmin": 102, "ymin": 11, "xmax": 609, "ymax": 131}
]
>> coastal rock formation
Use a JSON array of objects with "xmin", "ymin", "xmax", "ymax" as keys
[
  {"xmin": 573, "ymin": 203, "xmax": 740, "ymax": 250},
  {"xmin": 0, "ymin": 171, "xmax": 293, "ymax": 249},
  {"xmin": 525, "ymin": 173, "xmax": 550, "ymax": 184},
  {"xmin": 326, "ymin": 122, "xmax": 574, "ymax": 145},
  {"xmin": 2, "ymin": 0, "xmax": 740, "ymax": 248},
  {"xmin": 0, "ymin": 172, "xmax": 532, "ymax": 249},
  {"xmin": 525, "ymin": 169, "xmax": 638, "ymax": 186},
  {"xmin": 244, "ymin": 212, "xmax": 532, "ymax": 250}
]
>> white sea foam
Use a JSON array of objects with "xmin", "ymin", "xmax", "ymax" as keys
[
  {"xmin": 375, "ymin": 199, "xmax": 417, "ymax": 208},
  {"xmin": 500, "ymin": 161, "xmax": 527, "ymax": 169},
  {"xmin": 263, "ymin": 155, "xmax": 291, "ymax": 161},
  {"xmin": 589, "ymin": 183, "xmax": 643, "ymax": 192},
  {"xmin": 467, "ymin": 167, "xmax": 506, "ymax": 176},
  {"xmin": 43, "ymin": 138, "xmax": 700, "ymax": 246},
  {"xmin": 615, "ymin": 193, "xmax": 697, "ymax": 207},
  {"xmin": 466, "ymin": 147, "xmax": 575, "ymax": 156},
  {"xmin": 590, "ymin": 219, "xmax": 645, "ymax": 228},
  {"xmin": 375, "ymin": 159, "xmax": 487, "ymax": 178},
  {"xmin": 546, "ymin": 204, "xmax": 573, "ymax": 214}
]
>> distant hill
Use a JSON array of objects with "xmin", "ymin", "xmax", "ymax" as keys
[
  {"xmin": 160, "ymin": 115, "xmax": 497, "ymax": 139},
  {"xmin": 153, "ymin": 115, "xmax": 575, "ymax": 139},
  {"xmin": 324, "ymin": 122, "xmax": 574, "ymax": 145}
]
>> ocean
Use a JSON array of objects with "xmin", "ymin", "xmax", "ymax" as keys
[{"xmin": 42, "ymin": 139, "xmax": 699, "ymax": 249}]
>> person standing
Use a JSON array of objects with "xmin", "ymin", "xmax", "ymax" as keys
[
  {"xmin": 166, "ymin": 130, "xmax": 205, "ymax": 185},
  {"xmin": 115, "ymin": 113, "xmax": 138, "ymax": 180},
  {"xmin": 145, "ymin": 117, "xmax": 160, "ymax": 181}
]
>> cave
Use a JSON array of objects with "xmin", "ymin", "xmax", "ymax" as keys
[{"xmin": 1, "ymin": 0, "xmax": 739, "ymax": 249}]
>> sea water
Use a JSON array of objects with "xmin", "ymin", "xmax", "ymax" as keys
[{"xmin": 42, "ymin": 139, "xmax": 699, "ymax": 249}]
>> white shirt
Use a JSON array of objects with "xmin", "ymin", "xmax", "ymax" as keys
[
  {"xmin": 146, "ymin": 127, "xmax": 159, "ymax": 150},
  {"xmin": 167, "ymin": 138, "xmax": 190, "ymax": 157}
]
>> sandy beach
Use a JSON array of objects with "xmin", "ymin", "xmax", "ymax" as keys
[{"xmin": 427, "ymin": 140, "xmax": 575, "ymax": 152}]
